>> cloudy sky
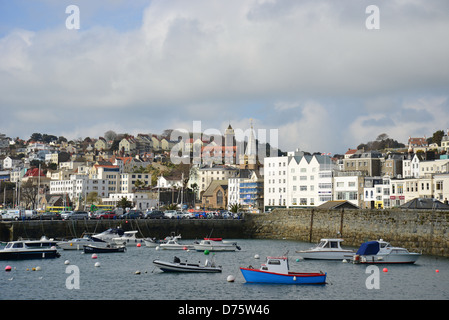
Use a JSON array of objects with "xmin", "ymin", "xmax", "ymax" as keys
[{"xmin": 1, "ymin": 0, "xmax": 448, "ymax": 154}]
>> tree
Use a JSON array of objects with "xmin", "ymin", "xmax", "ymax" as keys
[
  {"xmin": 20, "ymin": 180, "xmax": 39, "ymax": 209},
  {"xmin": 428, "ymin": 130, "xmax": 445, "ymax": 146},
  {"xmin": 104, "ymin": 130, "xmax": 117, "ymax": 141},
  {"xmin": 229, "ymin": 203, "xmax": 242, "ymax": 213},
  {"xmin": 117, "ymin": 197, "xmax": 133, "ymax": 210}
]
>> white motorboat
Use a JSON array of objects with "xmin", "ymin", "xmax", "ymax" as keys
[
  {"xmin": 57, "ymin": 236, "xmax": 100, "ymax": 250},
  {"xmin": 352, "ymin": 239, "xmax": 421, "ymax": 264},
  {"xmin": 91, "ymin": 228, "xmax": 125, "ymax": 242},
  {"xmin": 111, "ymin": 231, "xmax": 146, "ymax": 246},
  {"xmin": 144, "ymin": 237, "xmax": 168, "ymax": 248},
  {"xmin": 296, "ymin": 238, "xmax": 355, "ymax": 260},
  {"xmin": 0, "ymin": 241, "xmax": 60, "ymax": 260},
  {"xmin": 193, "ymin": 238, "xmax": 241, "ymax": 252},
  {"xmin": 20, "ymin": 236, "xmax": 58, "ymax": 248},
  {"xmin": 159, "ymin": 235, "xmax": 194, "ymax": 250},
  {"xmin": 153, "ymin": 256, "xmax": 222, "ymax": 273}
]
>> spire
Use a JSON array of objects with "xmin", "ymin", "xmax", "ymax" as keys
[{"xmin": 245, "ymin": 118, "xmax": 257, "ymax": 156}]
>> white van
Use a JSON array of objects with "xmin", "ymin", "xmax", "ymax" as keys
[{"xmin": 1, "ymin": 209, "xmax": 23, "ymax": 220}]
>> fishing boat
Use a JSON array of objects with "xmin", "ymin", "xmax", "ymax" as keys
[
  {"xmin": 352, "ymin": 239, "xmax": 421, "ymax": 264},
  {"xmin": 193, "ymin": 238, "xmax": 241, "ymax": 252},
  {"xmin": 240, "ymin": 256, "xmax": 326, "ymax": 284},
  {"xmin": 0, "ymin": 241, "xmax": 60, "ymax": 260},
  {"xmin": 159, "ymin": 235, "xmax": 194, "ymax": 250},
  {"xmin": 57, "ymin": 236, "xmax": 99, "ymax": 250},
  {"xmin": 153, "ymin": 256, "xmax": 222, "ymax": 273},
  {"xmin": 296, "ymin": 238, "xmax": 355, "ymax": 260},
  {"xmin": 111, "ymin": 231, "xmax": 146, "ymax": 246},
  {"xmin": 83, "ymin": 243, "xmax": 126, "ymax": 253}
]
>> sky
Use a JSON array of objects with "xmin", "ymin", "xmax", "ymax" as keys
[{"xmin": 0, "ymin": 0, "xmax": 448, "ymax": 155}]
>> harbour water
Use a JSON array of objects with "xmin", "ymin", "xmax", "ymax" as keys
[{"xmin": 1, "ymin": 239, "xmax": 449, "ymax": 301}]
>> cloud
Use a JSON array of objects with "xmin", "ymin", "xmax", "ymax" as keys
[{"xmin": 0, "ymin": 0, "xmax": 448, "ymax": 154}]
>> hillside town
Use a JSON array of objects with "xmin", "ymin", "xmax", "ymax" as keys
[{"xmin": 1, "ymin": 125, "xmax": 449, "ymax": 216}]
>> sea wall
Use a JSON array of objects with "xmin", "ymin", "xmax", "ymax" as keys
[
  {"xmin": 244, "ymin": 209, "xmax": 449, "ymax": 257},
  {"xmin": 0, "ymin": 218, "xmax": 249, "ymax": 242},
  {"xmin": 1, "ymin": 208, "xmax": 449, "ymax": 257}
]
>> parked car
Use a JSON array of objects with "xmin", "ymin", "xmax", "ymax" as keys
[
  {"xmin": 163, "ymin": 210, "xmax": 179, "ymax": 219},
  {"xmin": 145, "ymin": 210, "xmax": 165, "ymax": 219},
  {"xmin": 60, "ymin": 211, "xmax": 74, "ymax": 220},
  {"xmin": 95, "ymin": 211, "xmax": 117, "ymax": 219},
  {"xmin": 68, "ymin": 211, "xmax": 89, "ymax": 220},
  {"xmin": 119, "ymin": 210, "xmax": 143, "ymax": 219},
  {"xmin": 35, "ymin": 212, "xmax": 62, "ymax": 220}
]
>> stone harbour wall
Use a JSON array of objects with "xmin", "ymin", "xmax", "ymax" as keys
[
  {"xmin": 1, "ymin": 208, "xmax": 449, "ymax": 257},
  {"xmin": 244, "ymin": 209, "xmax": 449, "ymax": 257}
]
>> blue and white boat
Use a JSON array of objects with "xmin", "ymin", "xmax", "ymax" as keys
[
  {"xmin": 352, "ymin": 239, "xmax": 421, "ymax": 264},
  {"xmin": 240, "ymin": 256, "xmax": 326, "ymax": 284}
]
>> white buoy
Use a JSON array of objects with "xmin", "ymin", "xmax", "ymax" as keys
[
  {"xmin": 227, "ymin": 275, "xmax": 235, "ymax": 282},
  {"xmin": 64, "ymin": 260, "xmax": 70, "ymax": 265},
  {"xmin": 94, "ymin": 262, "xmax": 101, "ymax": 267},
  {"xmin": 91, "ymin": 253, "xmax": 98, "ymax": 259},
  {"xmin": 342, "ymin": 259, "xmax": 348, "ymax": 263},
  {"xmin": 254, "ymin": 254, "xmax": 260, "ymax": 259},
  {"xmin": 135, "ymin": 270, "xmax": 141, "ymax": 275},
  {"xmin": 35, "ymin": 266, "xmax": 41, "ymax": 271},
  {"xmin": 156, "ymin": 246, "xmax": 160, "ymax": 250}
]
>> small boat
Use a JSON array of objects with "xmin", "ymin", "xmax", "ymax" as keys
[
  {"xmin": 352, "ymin": 239, "xmax": 421, "ymax": 264},
  {"xmin": 153, "ymin": 256, "xmax": 222, "ymax": 273},
  {"xmin": 296, "ymin": 238, "xmax": 355, "ymax": 260},
  {"xmin": 159, "ymin": 235, "xmax": 194, "ymax": 250},
  {"xmin": 57, "ymin": 236, "xmax": 99, "ymax": 250},
  {"xmin": 0, "ymin": 241, "xmax": 60, "ymax": 260},
  {"xmin": 144, "ymin": 237, "xmax": 168, "ymax": 248},
  {"xmin": 83, "ymin": 243, "xmax": 126, "ymax": 253},
  {"xmin": 91, "ymin": 228, "xmax": 125, "ymax": 242},
  {"xmin": 111, "ymin": 231, "xmax": 146, "ymax": 246},
  {"xmin": 240, "ymin": 256, "xmax": 326, "ymax": 284},
  {"xmin": 193, "ymin": 238, "xmax": 241, "ymax": 252},
  {"xmin": 20, "ymin": 236, "xmax": 58, "ymax": 248}
]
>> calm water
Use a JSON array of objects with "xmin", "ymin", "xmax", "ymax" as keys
[{"xmin": 1, "ymin": 239, "xmax": 449, "ymax": 301}]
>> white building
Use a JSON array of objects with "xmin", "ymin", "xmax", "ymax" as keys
[
  {"xmin": 333, "ymin": 172, "xmax": 365, "ymax": 208},
  {"xmin": 49, "ymin": 175, "xmax": 109, "ymax": 200},
  {"xmin": 102, "ymin": 192, "xmax": 157, "ymax": 211},
  {"xmin": 264, "ymin": 149, "xmax": 336, "ymax": 210}
]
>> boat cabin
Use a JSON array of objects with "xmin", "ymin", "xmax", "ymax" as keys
[
  {"xmin": 317, "ymin": 239, "xmax": 344, "ymax": 249},
  {"xmin": 260, "ymin": 257, "xmax": 289, "ymax": 274},
  {"xmin": 4, "ymin": 241, "xmax": 27, "ymax": 250}
]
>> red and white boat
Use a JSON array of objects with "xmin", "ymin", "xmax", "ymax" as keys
[{"xmin": 240, "ymin": 256, "xmax": 326, "ymax": 284}]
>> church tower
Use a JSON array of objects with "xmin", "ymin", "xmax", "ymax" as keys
[
  {"xmin": 224, "ymin": 124, "xmax": 235, "ymax": 165},
  {"xmin": 239, "ymin": 119, "xmax": 259, "ymax": 170}
]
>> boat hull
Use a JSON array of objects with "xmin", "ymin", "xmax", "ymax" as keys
[
  {"xmin": 83, "ymin": 245, "xmax": 126, "ymax": 253},
  {"xmin": 240, "ymin": 268, "xmax": 326, "ymax": 284},
  {"xmin": 0, "ymin": 249, "xmax": 60, "ymax": 260},
  {"xmin": 353, "ymin": 253, "xmax": 421, "ymax": 264},
  {"xmin": 153, "ymin": 260, "xmax": 222, "ymax": 273},
  {"xmin": 297, "ymin": 250, "xmax": 354, "ymax": 260},
  {"xmin": 160, "ymin": 244, "xmax": 195, "ymax": 250}
]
